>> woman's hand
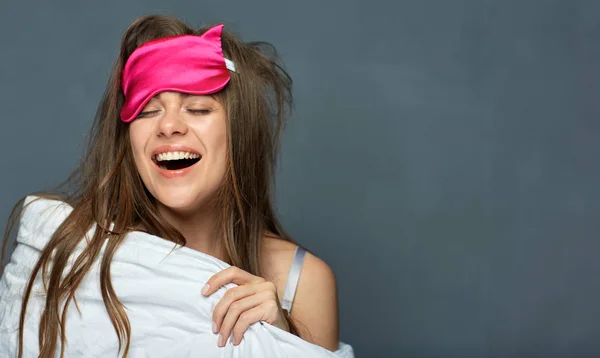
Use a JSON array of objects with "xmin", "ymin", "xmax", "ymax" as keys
[{"xmin": 202, "ymin": 266, "xmax": 290, "ymax": 347}]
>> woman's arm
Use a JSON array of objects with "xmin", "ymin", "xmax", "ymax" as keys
[
  {"xmin": 205, "ymin": 238, "xmax": 341, "ymax": 351},
  {"xmin": 289, "ymin": 252, "xmax": 340, "ymax": 351}
]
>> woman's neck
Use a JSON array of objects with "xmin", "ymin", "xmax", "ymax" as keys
[{"xmin": 157, "ymin": 203, "xmax": 228, "ymax": 262}]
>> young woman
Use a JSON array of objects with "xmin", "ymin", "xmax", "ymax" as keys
[{"xmin": 0, "ymin": 15, "xmax": 352, "ymax": 357}]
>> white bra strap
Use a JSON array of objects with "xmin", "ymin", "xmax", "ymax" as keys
[{"xmin": 281, "ymin": 246, "xmax": 307, "ymax": 313}]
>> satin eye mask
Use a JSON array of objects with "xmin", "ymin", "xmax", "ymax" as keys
[{"xmin": 120, "ymin": 24, "xmax": 236, "ymax": 123}]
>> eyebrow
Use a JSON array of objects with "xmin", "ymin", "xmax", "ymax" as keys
[{"xmin": 152, "ymin": 93, "xmax": 215, "ymax": 102}]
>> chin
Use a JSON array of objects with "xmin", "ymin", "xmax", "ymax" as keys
[{"xmin": 152, "ymin": 187, "xmax": 214, "ymax": 215}]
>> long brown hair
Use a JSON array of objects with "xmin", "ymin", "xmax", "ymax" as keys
[{"xmin": 1, "ymin": 15, "xmax": 296, "ymax": 358}]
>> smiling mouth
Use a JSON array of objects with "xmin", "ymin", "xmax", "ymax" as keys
[{"xmin": 153, "ymin": 156, "xmax": 201, "ymax": 171}]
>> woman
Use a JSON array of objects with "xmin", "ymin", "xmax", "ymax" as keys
[{"xmin": 0, "ymin": 15, "xmax": 353, "ymax": 357}]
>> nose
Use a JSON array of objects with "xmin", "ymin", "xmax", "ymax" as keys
[{"xmin": 157, "ymin": 107, "xmax": 188, "ymax": 137}]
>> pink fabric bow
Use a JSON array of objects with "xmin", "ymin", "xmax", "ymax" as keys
[{"xmin": 120, "ymin": 24, "xmax": 233, "ymax": 123}]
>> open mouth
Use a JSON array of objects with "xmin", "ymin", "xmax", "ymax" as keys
[{"xmin": 153, "ymin": 153, "xmax": 201, "ymax": 171}]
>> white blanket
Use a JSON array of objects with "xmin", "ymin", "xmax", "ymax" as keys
[{"xmin": 0, "ymin": 196, "xmax": 354, "ymax": 357}]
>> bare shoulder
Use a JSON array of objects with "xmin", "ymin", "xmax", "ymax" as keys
[
  {"xmin": 261, "ymin": 234, "xmax": 340, "ymax": 351},
  {"xmin": 260, "ymin": 235, "xmax": 299, "ymax": 295}
]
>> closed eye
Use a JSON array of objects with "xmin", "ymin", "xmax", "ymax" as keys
[
  {"xmin": 136, "ymin": 110, "xmax": 160, "ymax": 118},
  {"xmin": 187, "ymin": 109, "xmax": 211, "ymax": 115}
]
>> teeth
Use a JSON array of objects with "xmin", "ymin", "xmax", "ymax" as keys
[{"xmin": 156, "ymin": 151, "xmax": 200, "ymax": 162}]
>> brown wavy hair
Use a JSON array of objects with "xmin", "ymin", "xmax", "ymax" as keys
[{"xmin": 1, "ymin": 14, "xmax": 297, "ymax": 358}]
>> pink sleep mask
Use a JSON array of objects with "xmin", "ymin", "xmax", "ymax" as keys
[{"xmin": 120, "ymin": 24, "xmax": 236, "ymax": 123}]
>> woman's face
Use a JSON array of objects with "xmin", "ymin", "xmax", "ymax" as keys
[{"xmin": 129, "ymin": 91, "xmax": 228, "ymax": 214}]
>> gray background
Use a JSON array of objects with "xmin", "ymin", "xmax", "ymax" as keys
[{"xmin": 1, "ymin": 1, "xmax": 599, "ymax": 357}]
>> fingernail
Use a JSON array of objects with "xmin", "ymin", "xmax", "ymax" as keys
[
  {"xmin": 202, "ymin": 283, "xmax": 210, "ymax": 296},
  {"xmin": 212, "ymin": 321, "xmax": 217, "ymax": 334},
  {"xmin": 217, "ymin": 334, "xmax": 224, "ymax": 347}
]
